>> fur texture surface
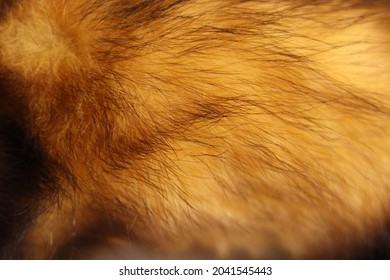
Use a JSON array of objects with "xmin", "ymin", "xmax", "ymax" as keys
[{"xmin": 0, "ymin": 0, "xmax": 390, "ymax": 259}]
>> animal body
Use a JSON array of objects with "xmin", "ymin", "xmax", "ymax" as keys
[{"xmin": 0, "ymin": 0, "xmax": 390, "ymax": 259}]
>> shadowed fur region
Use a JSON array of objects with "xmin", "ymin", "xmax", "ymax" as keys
[{"xmin": 0, "ymin": 0, "xmax": 390, "ymax": 259}]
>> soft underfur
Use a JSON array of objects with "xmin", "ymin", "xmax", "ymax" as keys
[{"xmin": 0, "ymin": 0, "xmax": 390, "ymax": 259}]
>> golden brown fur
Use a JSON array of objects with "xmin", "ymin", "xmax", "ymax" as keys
[{"xmin": 0, "ymin": 0, "xmax": 390, "ymax": 259}]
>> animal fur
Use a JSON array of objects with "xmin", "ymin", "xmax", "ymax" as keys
[{"xmin": 0, "ymin": 0, "xmax": 390, "ymax": 259}]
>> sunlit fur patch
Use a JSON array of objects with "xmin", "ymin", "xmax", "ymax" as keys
[
  {"xmin": 0, "ymin": 1, "xmax": 99, "ymax": 79},
  {"xmin": 0, "ymin": 0, "xmax": 390, "ymax": 259}
]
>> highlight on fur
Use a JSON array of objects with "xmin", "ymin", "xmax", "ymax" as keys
[{"xmin": 0, "ymin": 0, "xmax": 390, "ymax": 259}]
